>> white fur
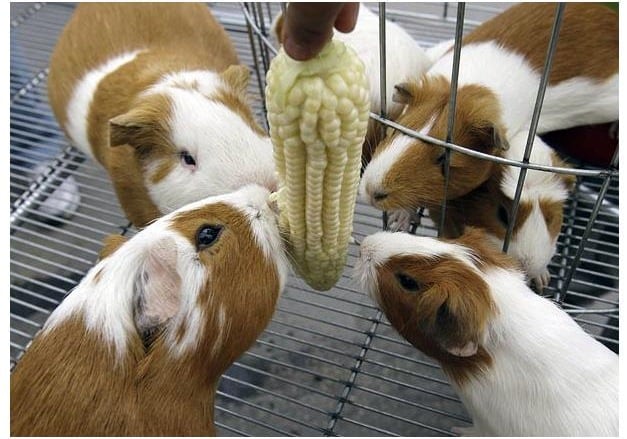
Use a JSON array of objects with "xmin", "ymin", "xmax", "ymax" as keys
[
  {"xmin": 539, "ymin": 74, "xmax": 618, "ymax": 133},
  {"xmin": 425, "ymin": 39, "xmax": 454, "ymax": 64},
  {"xmin": 214, "ymin": 184, "xmax": 289, "ymax": 292},
  {"xmin": 43, "ymin": 185, "xmax": 287, "ymax": 359},
  {"xmin": 501, "ymin": 132, "xmax": 570, "ymax": 202},
  {"xmin": 356, "ymin": 234, "xmax": 618, "ymax": 436},
  {"xmin": 428, "ymin": 41, "xmax": 618, "ymax": 138},
  {"xmin": 65, "ymin": 50, "xmax": 144, "ymax": 156},
  {"xmin": 42, "ymin": 219, "xmax": 200, "ymax": 358},
  {"xmin": 491, "ymin": 132, "xmax": 569, "ymax": 284},
  {"xmin": 144, "ymin": 70, "xmax": 223, "ymax": 98},
  {"xmin": 144, "ymin": 72, "xmax": 277, "ymax": 214},
  {"xmin": 330, "ymin": 4, "xmax": 432, "ymax": 116},
  {"xmin": 359, "ymin": 116, "xmax": 435, "ymax": 204},
  {"xmin": 359, "ymin": 231, "xmax": 480, "ymax": 278},
  {"xmin": 211, "ymin": 305, "xmax": 229, "ymax": 357},
  {"xmin": 359, "ymin": 134, "xmax": 413, "ymax": 204},
  {"xmin": 504, "ymin": 201, "xmax": 555, "ymax": 283},
  {"xmin": 460, "ymin": 267, "xmax": 618, "ymax": 436}
]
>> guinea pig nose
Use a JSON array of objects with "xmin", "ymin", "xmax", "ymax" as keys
[{"xmin": 373, "ymin": 191, "xmax": 388, "ymax": 201}]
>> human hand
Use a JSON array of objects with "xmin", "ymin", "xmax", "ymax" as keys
[{"xmin": 282, "ymin": 3, "xmax": 359, "ymax": 61}]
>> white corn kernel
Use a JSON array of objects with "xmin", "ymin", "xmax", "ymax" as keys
[{"xmin": 266, "ymin": 40, "xmax": 370, "ymax": 291}]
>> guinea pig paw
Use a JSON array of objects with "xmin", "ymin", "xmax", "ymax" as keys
[
  {"xmin": 532, "ymin": 269, "xmax": 551, "ymax": 291},
  {"xmin": 451, "ymin": 425, "xmax": 478, "ymax": 436},
  {"xmin": 387, "ymin": 209, "xmax": 412, "ymax": 232}
]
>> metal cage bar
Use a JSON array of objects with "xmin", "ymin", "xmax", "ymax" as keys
[
  {"xmin": 502, "ymin": 3, "xmax": 565, "ymax": 252},
  {"xmin": 438, "ymin": 2, "xmax": 465, "ymax": 236}
]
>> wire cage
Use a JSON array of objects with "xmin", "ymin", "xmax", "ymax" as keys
[{"xmin": 10, "ymin": 2, "xmax": 618, "ymax": 436}]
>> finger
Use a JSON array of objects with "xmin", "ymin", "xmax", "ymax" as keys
[
  {"xmin": 334, "ymin": 3, "xmax": 359, "ymax": 33},
  {"xmin": 283, "ymin": 3, "xmax": 346, "ymax": 61}
]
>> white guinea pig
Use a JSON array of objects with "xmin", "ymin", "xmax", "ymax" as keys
[
  {"xmin": 430, "ymin": 131, "xmax": 575, "ymax": 289},
  {"xmin": 10, "ymin": 184, "xmax": 288, "ymax": 436},
  {"xmin": 355, "ymin": 228, "xmax": 618, "ymax": 436},
  {"xmin": 48, "ymin": 3, "xmax": 277, "ymax": 227},
  {"xmin": 271, "ymin": 3, "xmax": 433, "ymax": 166}
]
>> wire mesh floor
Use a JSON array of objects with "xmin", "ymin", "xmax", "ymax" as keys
[{"xmin": 10, "ymin": 3, "xmax": 619, "ymax": 436}]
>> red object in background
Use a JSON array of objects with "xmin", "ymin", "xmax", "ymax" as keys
[{"xmin": 540, "ymin": 122, "xmax": 618, "ymax": 168}]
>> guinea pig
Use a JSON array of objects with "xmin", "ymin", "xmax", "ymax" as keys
[
  {"xmin": 359, "ymin": 3, "xmax": 617, "ymax": 215},
  {"xmin": 47, "ymin": 3, "xmax": 277, "ymax": 227},
  {"xmin": 430, "ymin": 132, "xmax": 575, "ymax": 289},
  {"xmin": 355, "ymin": 227, "xmax": 618, "ymax": 436},
  {"xmin": 271, "ymin": 3, "xmax": 433, "ymax": 167},
  {"xmin": 10, "ymin": 184, "xmax": 288, "ymax": 436}
]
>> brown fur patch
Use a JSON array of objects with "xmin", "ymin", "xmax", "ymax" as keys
[
  {"xmin": 462, "ymin": 3, "xmax": 618, "ymax": 83},
  {"xmin": 540, "ymin": 199, "xmax": 564, "ymax": 240},
  {"xmin": 108, "ymin": 145, "xmax": 163, "ymax": 227},
  {"xmin": 99, "ymin": 234, "xmax": 130, "ymax": 261},
  {"xmin": 375, "ymin": 251, "xmax": 495, "ymax": 386},
  {"xmin": 149, "ymin": 159, "xmax": 176, "ymax": 185},
  {"xmin": 170, "ymin": 202, "xmax": 281, "ymax": 374},
  {"xmin": 432, "ymin": 155, "xmax": 571, "ymax": 256},
  {"xmin": 11, "ymin": 316, "xmax": 220, "ymax": 436},
  {"xmin": 433, "ymin": 178, "xmax": 534, "ymax": 243},
  {"xmin": 373, "ymin": 76, "xmax": 508, "ymax": 211},
  {"xmin": 451, "ymin": 227, "xmax": 520, "ymax": 272},
  {"xmin": 106, "ymin": 93, "xmax": 178, "ymax": 224},
  {"xmin": 108, "ymin": 93, "xmax": 173, "ymax": 150},
  {"xmin": 11, "ymin": 316, "xmax": 145, "ymax": 435},
  {"xmin": 550, "ymin": 151, "xmax": 577, "ymax": 192}
]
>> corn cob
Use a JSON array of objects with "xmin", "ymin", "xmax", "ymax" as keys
[{"xmin": 266, "ymin": 40, "xmax": 370, "ymax": 291}]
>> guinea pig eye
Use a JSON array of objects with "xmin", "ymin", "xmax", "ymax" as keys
[
  {"xmin": 436, "ymin": 152, "xmax": 447, "ymax": 175},
  {"xmin": 395, "ymin": 272, "xmax": 421, "ymax": 292},
  {"xmin": 196, "ymin": 224, "xmax": 223, "ymax": 250},
  {"xmin": 180, "ymin": 150, "xmax": 196, "ymax": 168},
  {"xmin": 497, "ymin": 205, "xmax": 510, "ymax": 227}
]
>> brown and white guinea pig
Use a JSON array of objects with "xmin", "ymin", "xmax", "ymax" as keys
[
  {"xmin": 355, "ymin": 228, "xmax": 618, "ymax": 436},
  {"xmin": 47, "ymin": 3, "xmax": 277, "ymax": 227},
  {"xmin": 10, "ymin": 184, "xmax": 288, "ymax": 436},
  {"xmin": 359, "ymin": 3, "xmax": 617, "ymax": 215},
  {"xmin": 271, "ymin": 3, "xmax": 433, "ymax": 168},
  {"xmin": 431, "ymin": 132, "xmax": 575, "ymax": 289}
]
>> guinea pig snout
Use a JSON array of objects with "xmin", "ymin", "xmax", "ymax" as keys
[{"xmin": 361, "ymin": 181, "xmax": 389, "ymax": 208}]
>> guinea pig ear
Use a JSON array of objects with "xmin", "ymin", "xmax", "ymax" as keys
[
  {"xmin": 470, "ymin": 122, "xmax": 509, "ymax": 153},
  {"xmin": 221, "ymin": 64, "xmax": 250, "ymax": 96},
  {"xmin": 392, "ymin": 83, "xmax": 415, "ymax": 105},
  {"xmin": 419, "ymin": 280, "xmax": 493, "ymax": 358},
  {"xmin": 133, "ymin": 237, "xmax": 182, "ymax": 337},
  {"xmin": 109, "ymin": 109, "xmax": 151, "ymax": 148}
]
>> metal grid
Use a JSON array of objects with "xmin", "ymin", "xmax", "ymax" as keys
[{"xmin": 10, "ymin": 2, "xmax": 618, "ymax": 436}]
